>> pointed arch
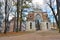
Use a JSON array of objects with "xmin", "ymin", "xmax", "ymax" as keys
[{"xmin": 35, "ymin": 13, "xmax": 42, "ymax": 22}]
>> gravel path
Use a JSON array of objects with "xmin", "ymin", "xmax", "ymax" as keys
[{"xmin": 0, "ymin": 31, "xmax": 60, "ymax": 40}]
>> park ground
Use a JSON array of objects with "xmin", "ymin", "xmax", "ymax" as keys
[{"xmin": 0, "ymin": 30, "xmax": 60, "ymax": 40}]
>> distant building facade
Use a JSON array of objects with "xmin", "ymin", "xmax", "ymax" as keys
[{"xmin": 25, "ymin": 11, "xmax": 51, "ymax": 31}]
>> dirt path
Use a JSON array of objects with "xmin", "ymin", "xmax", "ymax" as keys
[{"xmin": 0, "ymin": 31, "xmax": 60, "ymax": 40}]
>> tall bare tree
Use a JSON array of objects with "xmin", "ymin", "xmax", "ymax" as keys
[
  {"xmin": 56, "ymin": 0, "xmax": 60, "ymax": 33},
  {"xmin": 4, "ymin": 0, "xmax": 8, "ymax": 33},
  {"xmin": 45, "ymin": 0, "xmax": 60, "ymax": 33},
  {"xmin": 19, "ymin": 0, "xmax": 23, "ymax": 31},
  {"xmin": 16, "ymin": 0, "xmax": 32, "ymax": 31},
  {"xmin": 4, "ymin": 0, "xmax": 11, "ymax": 33},
  {"xmin": 16, "ymin": 0, "xmax": 20, "ymax": 32},
  {"xmin": 19, "ymin": 0, "xmax": 32, "ymax": 31}
]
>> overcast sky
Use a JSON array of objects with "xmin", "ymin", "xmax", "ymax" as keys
[{"xmin": 32, "ymin": 0, "xmax": 44, "ymax": 5}]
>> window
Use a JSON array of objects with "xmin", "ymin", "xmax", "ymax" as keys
[
  {"xmin": 30, "ymin": 16, "xmax": 31, "ymax": 17},
  {"xmin": 46, "ymin": 23, "xmax": 48, "ymax": 29},
  {"xmin": 30, "ymin": 22, "xmax": 32, "ymax": 29}
]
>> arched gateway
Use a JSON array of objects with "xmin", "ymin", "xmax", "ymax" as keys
[
  {"xmin": 35, "ymin": 14, "xmax": 42, "ymax": 30},
  {"xmin": 25, "ymin": 11, "xmax": 51, "ymax": 31}
]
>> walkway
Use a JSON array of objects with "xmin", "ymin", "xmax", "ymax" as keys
[{"xmin": 0, "ymin": 31, "xmax": 60, "ymax": 40}]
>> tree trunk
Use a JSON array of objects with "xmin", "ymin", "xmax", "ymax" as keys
[
  {"xmin": 56, "ymin": 0, "xmax": 60, "ymax": 33},
  {"xmin": 49, "ymin": 4, "xmax": 59, "ymax": 27},
  {"xmin": 16, "ymin": 0, "xmax": 20, "ymax": 32},
  {"xmin": 47, "ymin": 0, "xmax": 60, "ymax": 33},
  {"xmin": 4, "ymin": 0, "xmax": 10, "ymax": 33},
  {"xmin": 13, "ymin": 17, "xmax": 16, "ymax": 32},
  {"xmin": 19, "ymin": 0, "xmax": 23, "ymax": 31},
  {"xmin": 4, "ymin": 0, "xmax": 8, "ymax": 34}
]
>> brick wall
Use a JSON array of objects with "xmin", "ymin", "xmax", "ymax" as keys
[{"xmin": 27, "ymin": 13, "xmax": 34, "ymax": 21}]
